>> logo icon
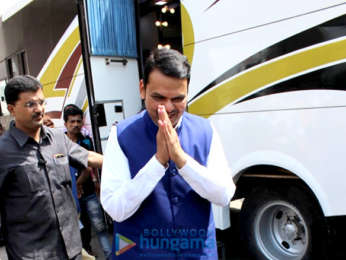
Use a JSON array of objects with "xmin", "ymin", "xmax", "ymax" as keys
[{"xmin": 115, "ymin": 233, "xmax": 136, "ymax": 256}]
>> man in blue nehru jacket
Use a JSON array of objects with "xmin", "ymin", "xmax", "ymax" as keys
[{"xmin": 101, "ymin": 48, "xmax": 236, "ymax": 259}]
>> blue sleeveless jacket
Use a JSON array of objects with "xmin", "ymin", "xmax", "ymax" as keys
[{"xmin": 113, "ymin": 110, "xmax": 217, "ymax": 259}]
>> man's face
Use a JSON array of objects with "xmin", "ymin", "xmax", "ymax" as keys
[
  {"xmin": 140, "ymin": 69, "xmax": 188, "ymax": 127},
  {"xmin": 7, "ymin": 88, "xmax": 45, "ymax": 132},
  {"xmin": 65, "ymin": 114, "xmax": 83, "ymax": 135},
  {"xmin": 43, "ymin": 114, "xmax": 55, "ymax": 128}
]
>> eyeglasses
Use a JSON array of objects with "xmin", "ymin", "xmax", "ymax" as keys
[{"xmin": 24, "ymin": 100, "xmax": 46, "ymax": 108}]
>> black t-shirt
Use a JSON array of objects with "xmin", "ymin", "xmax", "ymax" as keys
[{"xmin": 75, "ymin": 133, "xmax": 96, "ymax": 198}]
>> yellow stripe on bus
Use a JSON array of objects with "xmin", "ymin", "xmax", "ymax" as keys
[
  {"xmin": 82, "ymin": 98, "xmax": 88, "ymax": 113},
  {"xmin": 189, "ymin": 38, "xmax": 346, "ymax": 117},
  {"xmin": 40, "ymin": 27, "xmax": 81, "ymax": 98},
  {"xmin": 181, "ymin": 3, "xmax": 195, "ymax": 65}
]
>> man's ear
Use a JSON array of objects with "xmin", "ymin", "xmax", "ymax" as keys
[
  {"xmin": 139, "ymin": 79, "xmax": 146, "ymax": 100},
  {"xmin": 7, "ymin": 104, "xmax": 14, "ymax": 115}
]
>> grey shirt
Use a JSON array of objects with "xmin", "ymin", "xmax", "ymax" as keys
[{"xmin": 0, "ymin": 121, "xmax": 89, "ymax": 259}]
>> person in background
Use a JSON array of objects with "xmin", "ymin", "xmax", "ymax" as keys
[
  {"xmin": 0, "ymin": 75, "xmax": 103, "ymax": 260},
  {"xmin": 64, "ymin": 104, "xmax": 111, "ymax": 260},
  {"xmin": 43, "ymin": 113, "xmax": 55, "ymax": 128},
  {"xmin": 101, "ymin": 48, "xmax": 236, "ymax": 259}
]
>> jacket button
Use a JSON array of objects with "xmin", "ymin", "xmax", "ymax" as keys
[
  {"xmin": 172, "ymin": 197, "xmax": 179, "ymax": 203},
  {"xmin": 171, "ymin": 168, "xmax": 177, "ymax": 176}
]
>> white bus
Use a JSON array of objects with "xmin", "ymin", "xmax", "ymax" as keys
[{"xmin": 183, "ymin": 1, "xmax": 346, "ymax": 259}]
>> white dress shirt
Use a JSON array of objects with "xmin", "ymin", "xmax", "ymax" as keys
[{"xmin": 101, "ymin": 121, "xmax": 235, "ymax": 229}]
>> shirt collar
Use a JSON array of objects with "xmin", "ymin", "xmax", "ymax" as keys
[
  {"xmin": 9, "ymin": 120, "xmax": 51, "ymax": 147},
  {"xmin": 175, "ymin": 114, "xmax": 183, "ymax": 130},
  {"xmin": 64, "ymin": 131, "xmax": 85, "ymax": 143}
]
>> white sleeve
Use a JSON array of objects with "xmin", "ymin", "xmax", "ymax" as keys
[
  {"xmin": 178, "ymin": 124, "xmax": 236, "ymax": 206},
  {"xmin": 100, "ymin": 125, "xmax": 166, "ymax": 222}
]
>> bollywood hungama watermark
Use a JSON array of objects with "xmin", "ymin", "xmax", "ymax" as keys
[{"xmin": 115, "ymin": 228, "xmax": 216, "ymax": 257}]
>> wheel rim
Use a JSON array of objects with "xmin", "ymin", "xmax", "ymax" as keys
[{"xmin": 254, "ymin": 200, "xmax": 309, "ymax": 260}]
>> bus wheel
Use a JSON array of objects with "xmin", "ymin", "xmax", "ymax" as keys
[{"xmin": 240, "ymin": 186, "xmax": 326, "ymax": 260}]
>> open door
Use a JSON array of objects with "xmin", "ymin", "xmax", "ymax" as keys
[
  {"xmin": 78, "ymin": 0, "xmax": 182, "ymax": 153},
  {"xmin": 79, "ymin": 0, "xmax": 142, "ymax": 152}
]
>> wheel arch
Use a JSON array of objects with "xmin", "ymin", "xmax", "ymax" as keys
[{"xmin": 232, "ymin": 151, "xmax": 329, "ymax": 216}]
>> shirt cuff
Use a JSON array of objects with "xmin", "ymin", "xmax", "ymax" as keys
[
  {"xmin": 146, "ymin": 155, "xmax": 167, "ymax": 177},
  {"xmin": 177, "ymin": 155, "xmax": 197, "ymax": 178}
]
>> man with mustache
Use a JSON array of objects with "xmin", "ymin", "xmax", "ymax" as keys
[
  {"xmin": 64, "ymin": 104, "xmax": 111, "ymax": 259},
  {"xmin": 0, "ymin": 75, "xmax": 103, "ymax": 259},
  {"xmin": 101, "ymin": 48, "xmax": 236, "ymax": 259}
]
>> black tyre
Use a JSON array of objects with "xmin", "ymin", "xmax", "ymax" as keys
[{"xmin": 240, "ymin": 185, "xmax": 326, "ymax": 260}]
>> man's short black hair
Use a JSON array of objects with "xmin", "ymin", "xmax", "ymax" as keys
[
  {"xmin": 5, "ymin": 75, "xmax": 42, "ymax": 105},
  {"xmin": 63, "ymin": 104, "xmax": 83, "ymax": 122},
  {"xmin": 143, "ymin": 48, "xmax": 190, "ymax": 86}
]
